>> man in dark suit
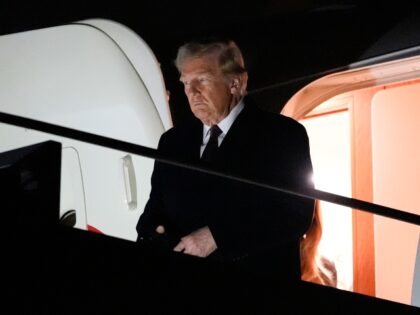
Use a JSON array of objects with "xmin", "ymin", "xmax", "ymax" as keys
[{"xmin": 136, "ymin": 39, "xmax": 314, "ymax": 310}]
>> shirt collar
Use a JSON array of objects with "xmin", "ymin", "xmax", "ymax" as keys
[{"xmin": 203, "ymin": 99, "xmax": 245, "ymax": 136}]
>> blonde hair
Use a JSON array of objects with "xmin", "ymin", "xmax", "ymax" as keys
[{"xmin": 300, "ymin": 200, "xmax": 337, "ymax": 287}]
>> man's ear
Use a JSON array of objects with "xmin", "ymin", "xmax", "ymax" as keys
[{"xmin": 230, "ymin": 78, "xmax": 240, "ymax": 94}]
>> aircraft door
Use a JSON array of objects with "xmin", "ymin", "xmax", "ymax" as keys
[{"xmin": 60, "ymin": 147, "xmax": 87, "ymax": 230}]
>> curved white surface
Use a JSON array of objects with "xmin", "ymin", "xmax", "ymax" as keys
[
  {"xmin": 0, "ymin": 23, "xmax": 164, "ymax": 148},
  {"xmin": 78, "ymin": 18, "xmax": 172, "ymax": 131},
  {"xmin": 0, "ymin": 20, "xmax": 169, "ymax": 241},
  {"xmin": 282, "ymin": 54, "xmax": 420, "ymax": 119}
]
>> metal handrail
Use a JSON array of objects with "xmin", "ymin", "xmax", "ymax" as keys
[{"xmin": 0, "ymin": 111, "xmax": 419, "ymax": 226}]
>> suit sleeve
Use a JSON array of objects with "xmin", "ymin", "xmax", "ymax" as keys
[
  {"xmin": 207, "ymin": 121, "xmax": 315, "ymax": 260},
  {"xmin": 135, "ymin": 134, "xmax": 168, "ymax": 242}
]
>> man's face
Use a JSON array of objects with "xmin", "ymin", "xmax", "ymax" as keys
[{"xmin": 180, "ymin": 54, "xmax": 234, "ymax": 126}]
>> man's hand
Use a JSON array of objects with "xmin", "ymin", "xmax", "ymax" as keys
[{"xmin": 173, "ymin": 226, "xmax": 217, "ymax": 257}]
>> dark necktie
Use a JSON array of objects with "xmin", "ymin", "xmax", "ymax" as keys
[{"xmin": 201, "ymin": 125, "xmax": 222, "ymax": 162}]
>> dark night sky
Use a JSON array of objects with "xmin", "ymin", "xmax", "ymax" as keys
[{"xmin": 1, "ymin": 1, "xmax": 420, "ymax": 124}]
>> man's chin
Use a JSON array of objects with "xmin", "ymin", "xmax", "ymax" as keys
[
  {"xmin": 192, "ymin": 108, "xmax": 207, "ymax": 117},
  {"xmin": 193, "ymin": 111, "xmax": 211, "ymax": 125}
]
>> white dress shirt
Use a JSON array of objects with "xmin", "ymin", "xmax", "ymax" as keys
[{"xmin": 200, "ymin": 99, "xmax": 245, "ymax": 157}]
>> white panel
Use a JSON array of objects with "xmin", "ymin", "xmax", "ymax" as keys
[
  {"xmin": 61, "ymin": 147, "xmax": 87, "ymax": 230},
  {"xmin": 79, "ymin": 19, "xmax": 172, "ymax": 130},
  {"xmin": 0, "ymin": 22, "xmax": 167, "ymax": 241},
  {"xmin": 0, "ymin": 123, "xmax": 153, "ymax": 241},
  {"xmin": 0, "ymin": 23, "xmax": 164, "ymax": 148}
]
